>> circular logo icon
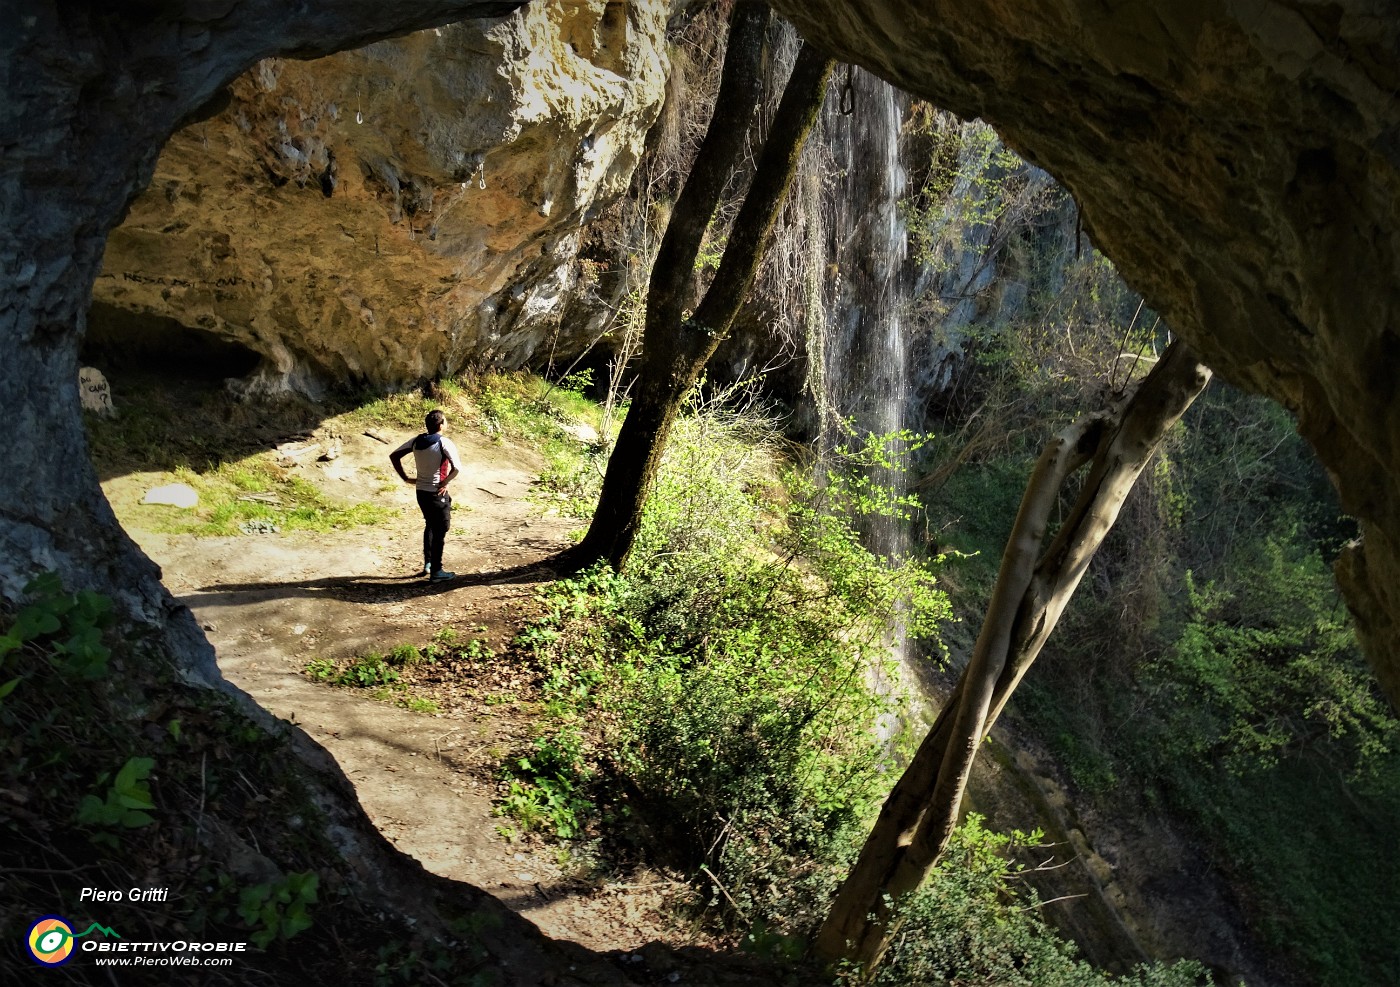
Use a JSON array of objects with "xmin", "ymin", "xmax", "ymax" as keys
[{"xmin": 27, "ymin": 915, "xmax": 75, "ymax": 966}]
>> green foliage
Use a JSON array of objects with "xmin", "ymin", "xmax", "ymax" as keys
[
  {"xmin": 994, "ymin": 375, "xmax": 1398, "ymax": 983},
  {"xmin": 1177, "ymin": 754, "xmax": 1400, "ymax": 986},
  {"xmin": 1101, "ymin": 534, "xmax": 1400, "ymax": 986},
  {"xmin": 238, "ymin": 871, "xmax": 320, "ymax": 948},
  {"xmin": 324, "ymin": 653, "xmax": 401, "ymax": 688},
  {"xmin": 1, "ymin": 573, "xmax": 133, "ymax": 853},
  {"xmin": 1151, "ymin": 543, "xmax": 1394, "ymax": 776},
  {"xmin": 926, "ymin": 452, "xmax": 1032, "ymax": 565},
  {"xmin": 902, "ymin": 117, "xmax": 1064, "ymax": 283},
  {"xmin": 780, "ymin": 426, "xmax": 950, "ymax": 644},
  {"xmin": 910, "ymin": 164, "xmax": 1393, "ymax": 982},
  {"xmin": 437, "ymin": 369, "xmax": 609, "ymax": 517},
  {"xmin": 304, "ymin": 641, "xmax": 455, "ymax": 713},
  {"xmin": 75, "ymin": 756, "xmax": 157, "ymax": 844},
  {"xmin": 462, "ymin": 369, "xmax": 600, "ymax": 444},
  {"xmin": 874, "ymin": 816, "xmax": 1211, "ymax": 987},
  {"xmin": 304, "ymin": 656, "xmax": 339, "ymax": 681},
  {"xmin": 512, "ymin": 399, "xmax": 951, "ymax": 931},
  {"xmin": 0, "ymin": 571, "xmax": 115, "ymax": 684},
  {"xmin": 694, "ymin": 218, "xmax": 728, "ymax": 273},
  {"xmin": 497, "ymin": 727, "xmax": 594, "ymax": 839}
]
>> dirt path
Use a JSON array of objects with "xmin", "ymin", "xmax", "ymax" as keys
[{"xmin": 108, "ymin": 425, "xmax": 690, "ymax": 955}]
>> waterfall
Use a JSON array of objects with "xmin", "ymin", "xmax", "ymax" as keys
[
  {"xmin": 808, "ymin": 81, "xmax": 1050, "ymax": 555},
  {"xmin": 813, "ymin": 66, "xmax": 917, "ymax": 563},
  {"xmin": 800, "ymin": 65, "xmax": 924, "ymax": 742},
  {"xmin": 804, "ymin": 72, "xmax": 1042, "ymax": 699}
]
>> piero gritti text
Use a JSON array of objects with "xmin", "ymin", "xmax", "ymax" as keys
[{"xmin": 79, "ymin": 887, "xmax": 170, "ymax": 903}]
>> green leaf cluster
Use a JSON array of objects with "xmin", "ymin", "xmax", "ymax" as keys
[
  {"xmin": 0, "ymin": 571, "xmax": 114, "ymax": 690},
  {"xmin": 238, "ymin": 871, "xmax": 319, "ymax": 948},
  {"xmin": 75, "ymin": 756, "xmax": 157, "ymax": 841},
  {"xmin": 497, "ymin": 727, "xmax": 594, "ymax": 839}
]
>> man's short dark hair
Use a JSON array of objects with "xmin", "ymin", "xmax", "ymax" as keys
[{"xmin": 425, "ymin": 409, "xmax": 446, "ymax": 433}]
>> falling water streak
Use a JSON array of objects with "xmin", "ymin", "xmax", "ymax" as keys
[
  {"xmin": 814, "ymin": 67, "xmax": 918, "ymax": 733},
  {"xmin": 819, "ymin": 68, "xmax": 912, "ymax": 562}
]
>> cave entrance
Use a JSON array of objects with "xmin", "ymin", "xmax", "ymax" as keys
[{"xmin": 84, "ymin": 302, "xmax": 264, "ymax": 381}]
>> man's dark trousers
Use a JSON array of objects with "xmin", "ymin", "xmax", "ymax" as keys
[{"xmin": 416, "ymin": 490, "xmax": 451, "ymax": 572}]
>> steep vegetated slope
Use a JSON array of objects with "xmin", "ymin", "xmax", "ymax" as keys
[{"xmin": 898, "ymin": 124, "xmax": 1400, "ymax": 985}]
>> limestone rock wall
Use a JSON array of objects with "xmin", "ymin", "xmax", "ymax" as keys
[{"xmin": 93, "ymin": 0, "xmax": 674, "ymax": 394}]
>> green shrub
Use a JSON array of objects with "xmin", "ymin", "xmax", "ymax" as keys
[
  {"xmin": 876, "ymin": 816, "xmax": 1211, "ymax": 987},
  {"xmin": 1147, "ymin": 537, "xmax": 1395, "ymax": 777},
  {"xmin": 497, "ymin": 727, "xmax": 594, "ymax": 839},
  {"xmin": 514, "ymin": 400, "xmax": 951, "ymax": 929}
]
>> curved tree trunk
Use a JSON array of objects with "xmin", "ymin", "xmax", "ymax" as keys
[
  {"xmin": 565, "ymin": 8, "xmax": 836, "ymax": 570},
  {"xmin": 815, "ymin": 340, "xmax": 1213, "ymax": 978}
]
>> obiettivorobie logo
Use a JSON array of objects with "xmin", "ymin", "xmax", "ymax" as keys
[
  {"xmin": 25, "ymin": 910, "xmax": 249, "ymax": 969},
  {"xmin": 26, "ymin": 915, "xmax": 120, "ymax": 966}
]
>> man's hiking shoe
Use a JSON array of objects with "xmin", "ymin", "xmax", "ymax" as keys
[
  {"xmin": 421, "ymin": 561, "xmax": 431, "ymax": 576},
  {"xmin": 429, "ymin": 569, "xmax": 456, "ymax": 582}
]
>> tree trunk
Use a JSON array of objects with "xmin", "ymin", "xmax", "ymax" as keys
[
  {"xmin": 565, "ymin": 9, "xmax": 835, "ymax": 570},
  {"xmin": 815, "ymin": 340, "xmax": 1212, "ymax": 978}
]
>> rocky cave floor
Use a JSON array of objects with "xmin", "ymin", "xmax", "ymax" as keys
[{"xmin": 97, "ymin": 376, "xmax": 722, "ymax": 965}]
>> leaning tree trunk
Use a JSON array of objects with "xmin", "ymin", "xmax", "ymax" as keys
[
  {"xmin": 815, "ymin": 340, "xmax": 1213, "ymax": 978},
  {"xmin": 565, "ymin": 7, "xmax": 836, "ymax": 570}
]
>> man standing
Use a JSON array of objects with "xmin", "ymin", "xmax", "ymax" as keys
[{"xmin": 390, "ymin": 409, "xmax": 462, "ymax": 581}]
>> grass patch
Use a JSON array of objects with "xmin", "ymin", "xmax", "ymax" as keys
[
  {"xmin": 149, "ymin": 458, "xmax": 395, "ymax": 537},
  {"xmin": 89, "ymin": 365, "xmax": 610, "ymax": 539},
  {"xmin": 452, "ymin": 370, "xmax": 609, "ymax": 517},
  {"xmin": 304, "ymin": 631, "xmax": 495, "ymax": 716}
]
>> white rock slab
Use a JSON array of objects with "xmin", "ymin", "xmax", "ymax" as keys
[
  {"xmin": 141, "ymin": 483, "xmax": 199, "ymax": 509},
  {"xmin": 559, "ymin": 422, "xmax": 600, "ymax": 445}
]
